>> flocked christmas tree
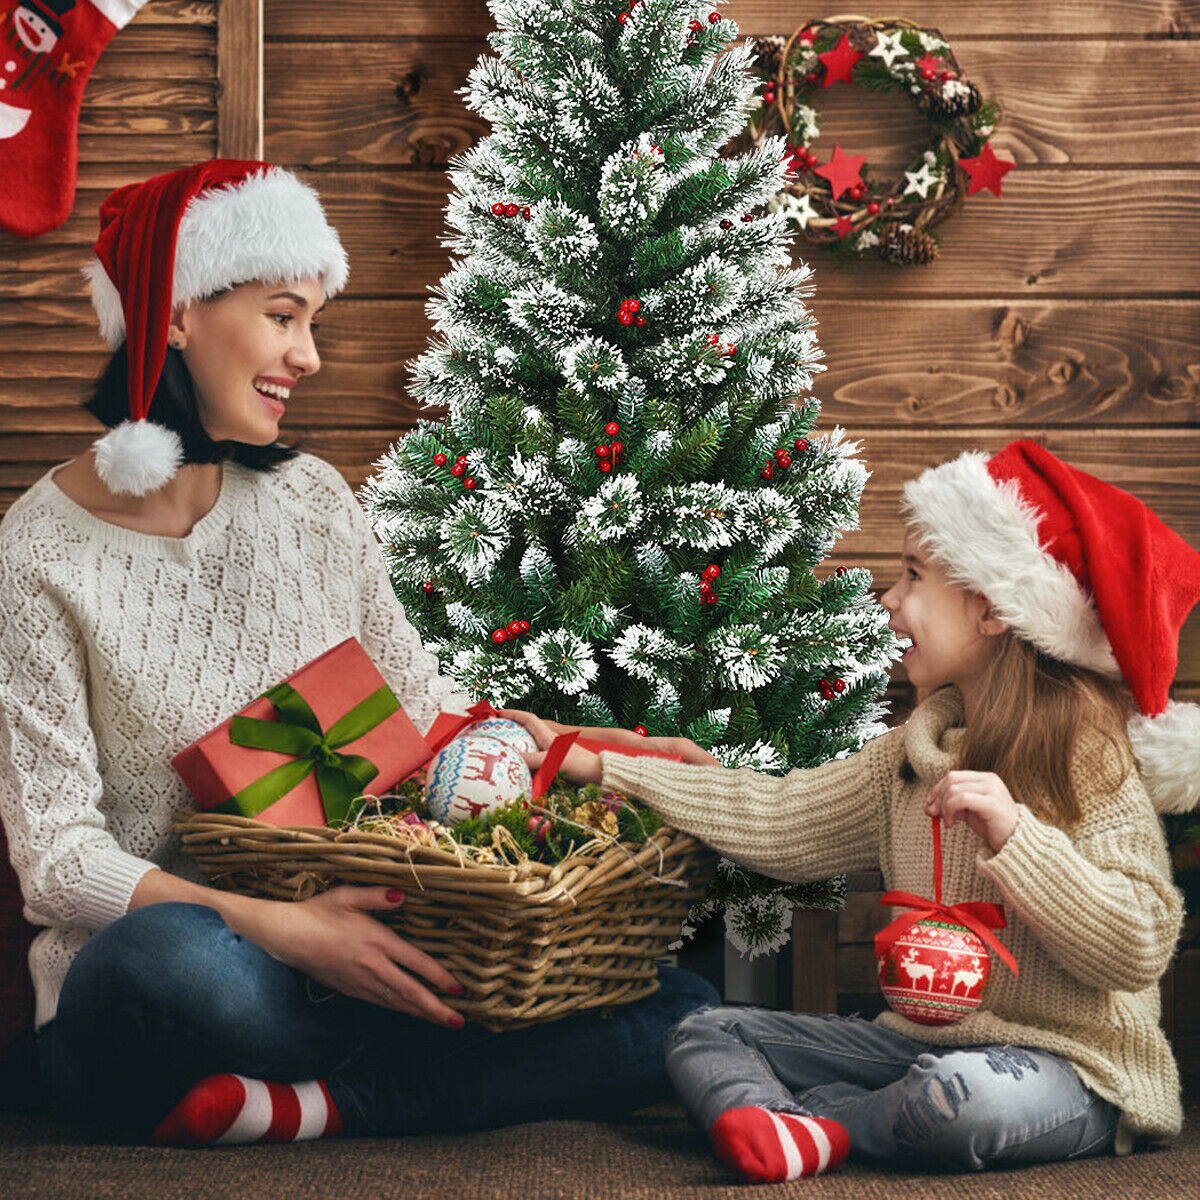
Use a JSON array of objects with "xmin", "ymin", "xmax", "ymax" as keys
[{"xmin": 360, "ymin": 0, "xmax": 901, "ymax": 956}]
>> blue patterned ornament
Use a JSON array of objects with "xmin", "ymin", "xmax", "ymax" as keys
[
  {"xmin": 424, "ymin": 734, "xmax": 533, "ymax": 825},
  {"xmin": 463, "ymin": 717, "xmax": 538, "ymax": 754}
]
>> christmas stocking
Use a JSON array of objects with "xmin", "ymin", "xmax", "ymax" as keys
[{"xmin": 0, "ymin": 0, "xmax": 148, "ymax": 238}]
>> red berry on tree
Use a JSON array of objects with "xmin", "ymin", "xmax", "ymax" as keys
[
  {"xmin": 491, "ymin": 202, "xmax": 505, "ymax": 215},
  {"xmin": 741, "ymin": 213, "xmax": 753, "ymax": 222},
  {"xmin": 704, "ymin": 592, "xmax": 718, "ymax": 605},
  {"xmin": 492, "ymin": 629, "xmax": 508, "ymax": 644},
  {"xmin": 422, "ymin": 581, "xmax": 434, "ymax": 594},
  {"xmin": 867, "ymin": 201, "xmax": 880, "ymax": 215},
  {"xmin": 836, "ymin": 566, "xmax": 847, "ymax": 576},
  {"xmin": 806, "ymin": 72, "xmax": 817, "ymax": 84},
  {"xmin": 518, "ymin": 620, "xmax": 530, "ymax": 634},
  {"xmin": 705, "ymin": 564, "xmax": 721, "ymax": 579},
  {"xmin": 605, "ymin": 421, "xmax": 620, "ymax": 436},
  {"xmin": 760, "ymin": 465, "xmax": 774, "ymax": 480},
  {"xmin": 599, "ymin": 460, "xmax": 613, "ymax": 473},
  {"xmin": 706, "ymin": 333, "xmax": 720, "ymax": 345},
  {"xmin": 794, "ymin": 437, "xmax": 809, "ymax": 452},
  {"xmin": 777, "ymin": 454, "xmax": 791, "ymax": 468},
  {"xmin": 522, "ymin": 207, "xmax": 532, "ymax": 220},
  {"xmin": 689, "ymin": 19, "xmax": 702, "ymax": 31},
  {"xmin": 505, "ymin": 203, "xmax": 519, "ymax": 217},
  {"xmin": 626, "ymin": 299, "xmax": 640, "ymax": 313},
  {"xmin": 433, "ymin": 453, "xmax": 448, "ymax": 466},
  {"xmin": 611, "ymin": 441, "xmax": 624, "ymax": 455},
  {"xmin": 464, "ymin": 477, "xmax": 477, "ymax": 490},
  {"xmin": 508, "ymin": 620, "xmax": 522, "ymax": 635},
  {"xmin": 708, "ymin": 11, "xmax": 720, "ymax": 22},
  {"xmin": 618, "ymin": 310, "xmax": 634, "ymax": 326},
  {"xmin": 834, "ymin": 679, "xmax": 846, "ymax": 693},
  {"xmin": 699, "ymin": 580, "xmax": 712, "ymax": 595},
  {"xmin": 451, "ymin": 462, "xmax": 466, "ymax": 476},
  {"xmin": 619, "ymin": 11, "xmax": 629, "ymax": 23},
  {"xmin": 634, "ymin": 315, "xmax": 646, "ymax": 327},
  {"xmin": 596, "ymin": 445, "xmax": 610, "ymax": 458},
  {"xmin": 720, "ymin": 218, "xmax": 733, "ymax": 229},
  {"xmin": 633, "ymin": 725, "xmax": 648, "ymax": 737},
  {"xmin": 726, "ymin": 344, "xmax": 737, "ymax": 356},
  {"xmin": 774, "ymin": 448, "xmax": 788, "ymax": 462}
]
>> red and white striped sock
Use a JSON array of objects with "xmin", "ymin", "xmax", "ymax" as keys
[
  {"xmin": 153, "ymin": 1073, "xmax": 344, "ymax": 1148},
  {"xmin": 710, "ymin": 1106, "xmax": 850, "ymax": 1183}
]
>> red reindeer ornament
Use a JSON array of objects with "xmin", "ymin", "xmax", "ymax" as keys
[{"xmin": 875, "ymin": 816, "xmax": 1018, "ymax": 1025}]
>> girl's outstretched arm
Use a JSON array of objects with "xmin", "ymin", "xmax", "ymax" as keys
[{"xmin": 507, "ymin": 704, "xmax": 904, "ymax": 884}]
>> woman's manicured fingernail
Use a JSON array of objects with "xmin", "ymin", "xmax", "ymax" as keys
[
  {"xmin": 386, "ymin": 889, "xmax": 404, "ymax": 903},
  {"xmin": 449, "ymin": 1013, "xmax": 465, "ymax": 1028}
]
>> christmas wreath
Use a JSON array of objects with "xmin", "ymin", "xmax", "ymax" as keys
[{"xmin": 743, "ymin": 16, "xmax": 1013, "ymax": 264}]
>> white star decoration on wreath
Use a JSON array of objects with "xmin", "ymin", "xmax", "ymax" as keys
[
  {"xmin": 903, "ymin": 161, "xmax": 939, "ymax": 199},
  {"xmin": 868, "ymin": 29, "xmax": 908, "ymax": 68}
]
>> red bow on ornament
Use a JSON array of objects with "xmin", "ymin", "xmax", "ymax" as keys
[{"xmin": 875, "ymin": 816, "xmax": 1017, "ymax": 1024}]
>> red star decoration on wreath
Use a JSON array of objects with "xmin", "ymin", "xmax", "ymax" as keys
[
  {"xmin": 819, "ymin": 33, "xmax": 863, "ymax": 86},
  {"xmin": 958, "ymin": 141, "xmax": 1016, "ymax": 197},
  {"xmin": 916, "ymin": 52, "xmax": 945, "ymax": 77},
  {"xmin": 832, "ymin": 213, "xmax": 856, "ymax": 238},
  {"xmin": 813, "ymin": 143, "xmax": 867, "ymax": 200}
]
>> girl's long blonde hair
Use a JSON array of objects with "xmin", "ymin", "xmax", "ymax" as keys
[{"xmin": 953, "ymin": 631, "xmax": 1137, "ymax": 830}]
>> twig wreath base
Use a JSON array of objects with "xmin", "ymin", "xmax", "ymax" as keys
[{"xmin": 744, "ymin": 15, "xmax": 1005, "ymax": 264}]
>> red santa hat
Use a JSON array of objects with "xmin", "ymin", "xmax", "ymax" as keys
[
  {"xmin": 901, "ymin": 439, "xmax": 1200, "ymax": 814},
  {"xmin": 81, "ymin": 159, "xmax": 349, "ymax": 496}
]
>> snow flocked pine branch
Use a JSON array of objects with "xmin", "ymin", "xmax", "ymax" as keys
[{"xmin": 360, "ymin": 0, "xmax": 903, "ymax": 956}]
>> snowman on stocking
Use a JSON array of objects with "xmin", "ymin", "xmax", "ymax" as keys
[{"xmin": 1, "ymin": 0, "xmax": 147, "ymax": 237}]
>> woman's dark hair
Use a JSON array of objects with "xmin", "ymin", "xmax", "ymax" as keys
[{"xmin": 84, "ymin": 341, "xmax": 302, "ymax": 472}]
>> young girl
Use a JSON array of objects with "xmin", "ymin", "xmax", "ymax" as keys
[
  {"xmin": 0, "ymin": 160, "xmax": 716, "ymax": 1148},
  {"xmin": 507, "ymin": 440, "xmax": 1200, "ymax": 1181}
]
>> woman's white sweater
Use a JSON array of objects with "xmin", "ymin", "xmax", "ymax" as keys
[{"xmin": 0, "ymin": 451, "xmax": 468, "ymax": 1033}]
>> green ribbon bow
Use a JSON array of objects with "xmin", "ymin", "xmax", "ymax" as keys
[{"xmin": 216, "ymin": 679, "xmax": 400, "ymax": 824}]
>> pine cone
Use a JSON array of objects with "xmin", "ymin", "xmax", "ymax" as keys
[
  {"xmin": 846, "ymin": 23, "xmax": 878, "ymax": 54},
  {"xmin": 920, "ymin": 81, "xmax": 982, "ymax": 122},
  {"xmin": 750, "ymin": 36, "xmax": 785, "ymax": 81},
  {"xmin": 878, "ymin": 222, "xmax": 939, "ymax": 265}
]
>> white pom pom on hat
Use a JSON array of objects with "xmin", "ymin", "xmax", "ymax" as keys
[
  {"xmin": 81, "ymin": 159, "xmax": 349, "ymax": 496},
  {"xmin": 901, "ymin": 439, "xmax": 1200, "ymax": 814}
]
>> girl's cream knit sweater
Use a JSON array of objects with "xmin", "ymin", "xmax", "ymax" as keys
[{"xmin": 599, "ymin": 686, "xmax": 1185, "ymax": 1154}]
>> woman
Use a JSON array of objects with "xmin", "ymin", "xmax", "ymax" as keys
[{"xmin": 0, "ymin": 159, "xmax": 717, "ymax": 1146}]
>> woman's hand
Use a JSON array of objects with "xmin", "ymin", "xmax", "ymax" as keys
[
  {"xmin": 245, "ymin": 886, "xmax": 466, "ymax": 1027},
  {"xmin": 925, "ymin": 771, "xmax": 1020, "ymax": 855},
  {"xmin": 499, "ymin": 708, "xmax": 724, "ymax": 781}
]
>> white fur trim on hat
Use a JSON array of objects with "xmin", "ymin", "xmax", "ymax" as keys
[
  {"xmin": 1127, "ymin": 700, "xmax": 1200, "ymax": 814},
  {"xmin": 93, "ymin": 420, "xmax": 184, "ymax": 497},
  {"xmin": 84, "ymin": 167, "xmax": 349, "ymax": 348},
  {"xmin": 900, "ymin": 451, "xmax": 1120, "ymax": 677}
]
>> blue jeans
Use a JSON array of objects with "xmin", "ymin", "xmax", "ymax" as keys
[
  {"xmin": 37, "ymin": 901, "xmax": 719, "ymax": 1143},
  {"xmin": 665, "ymin": 1007, "xmax": 1123, "ymax": 1172}
]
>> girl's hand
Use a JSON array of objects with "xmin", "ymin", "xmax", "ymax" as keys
[
  {"xmin": 248, "ymin": 886, "xmax": 467, "ymax": 1028},
  {"xmin": 925, "ymin": 771, "xmax": 1020, "ymax": 854},
  {"xmin": 498, "ymin": 708, "xmax": 604, "ymax": 785},
  {"xmin": 499, "ymin": 709, "xmax": 724, "ymax": 782}
]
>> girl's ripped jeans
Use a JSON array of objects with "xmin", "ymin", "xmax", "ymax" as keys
[{"xmin": 665, "ymin": 1007, "xmax": 1126, "ymax": 1171}]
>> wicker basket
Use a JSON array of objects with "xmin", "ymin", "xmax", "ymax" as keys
[{"xmin": 172, "ymin": 809, "xmax": 717, "ymax": 1030}]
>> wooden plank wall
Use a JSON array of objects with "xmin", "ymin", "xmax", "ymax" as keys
[{"xmin": 1, "ymin": 0, "xmax": 1197, "ymax": 715}]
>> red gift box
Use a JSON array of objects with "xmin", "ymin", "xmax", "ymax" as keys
[{"xmin": 171, "ymin": 637, "xmax": 430, "ymax": 827}]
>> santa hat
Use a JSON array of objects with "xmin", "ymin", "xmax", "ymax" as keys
[
  {"xmin": 82, "ymin": 159, "xmax": 349, "ymax": 496},
  {"xmin": 901, "ymin": 439, "xmax": 1200, "ymax": 814}
]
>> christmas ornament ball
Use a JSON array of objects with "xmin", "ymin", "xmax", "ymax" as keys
[
  {"xmin": 877, "ymin": 918, "xmax": 991, "ymax": 1026},
  {"xmin": 464, "ymin": 716, "xmax": 539, "ymax": 754},
  {"xmin": 424, "ymin": 735, "xmax": 533, "ymax": 825}
]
